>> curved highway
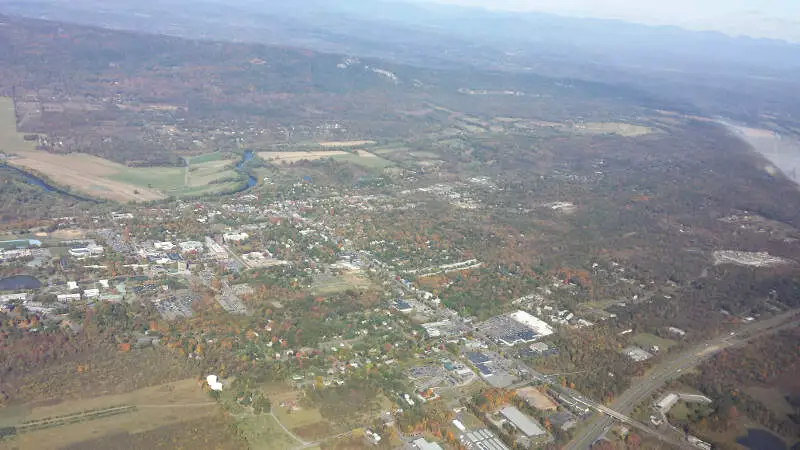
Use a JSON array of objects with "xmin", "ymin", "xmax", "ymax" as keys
[{"xmin": 566, "ymin": 309, "xmax": 800, "ymax": 450}]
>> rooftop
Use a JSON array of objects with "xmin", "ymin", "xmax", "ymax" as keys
[{"xmin": 499, "ymin": 406, "xmax": 546, "ymax": 437}]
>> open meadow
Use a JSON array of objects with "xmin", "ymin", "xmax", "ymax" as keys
[
  {"xmin": 0, "ymin": 378, "xmax": 219, "ymax": 450},
  {"xmin": 259, "ymin": 150, "xmax": 393, "ymax": 170}
]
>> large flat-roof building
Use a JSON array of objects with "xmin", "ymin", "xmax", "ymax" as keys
[
  {"xmin": 477, "ymin": 310, "xmax": 554, "ymax": 346},
  {"xmin": 461, "ymin": 428, "xmax": 510, "ymax": 450},
  {"xmin": 499, "ymin": 406, "xmax": 546, "ymax": 438},
  {"xmin": 410, "ymin": 438, "xmax": 444, "ymax": 450}
]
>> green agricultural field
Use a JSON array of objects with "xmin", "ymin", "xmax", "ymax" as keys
[
  {"xmin": 330, "ymin": 153, "xmax": 394, "ymax": 170},
  {"xmin": 109, "ymin": 166, "xmax": 185, "ymax": 191},
  {"xmin": 632, "ymin": 333, "xmax": 678, "ymax": 351},
  {"xmin": 188, "ymin": 152, "xmax": 227, "ymax": 164},
  {"xmin": 0, "ymin": 97, "xmax": 37, "ymax": 155},
  {"xmin": 109, "ymin": 159, "xmax": 242, "ymax": 197}
]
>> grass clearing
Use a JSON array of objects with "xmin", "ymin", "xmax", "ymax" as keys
[
  {"xmin": 745, "ymin": 386, "xmax": 795, "ymax": 418},
  {"xmin": 0, "ymin": 378, "xmax": 218, "ymax": 450},
  {"xmin": 259, "ymin": 150, "xmax": 349, "ymax": 164},
  {"xmin": 188, "ymin": 152, "xmax": 227, "ymax": 164},
  {"xmin": 330, "ymin": 153, "xmax": 394, "ymax": 170},
  {"xmin": 311, "ymin": 271, "xmax": 373, "ymax": 295},
  {"xmin": 0, "ymin": 97, "xmax": 37, "ymax": 154},
  {"xmin": 371, "ymin": 145, "xmax": 411, "ymax": 155},
  {"xmin": 237, "ymin": 412, "xmax": 300, "ymax": 450},
  {"xmin": 632, "ymin": 333, "xmax": 678, "ymax": 351}
]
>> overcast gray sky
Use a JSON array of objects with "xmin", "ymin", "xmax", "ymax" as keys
[{"xmin": 425, "ymin": 0, "xmax": 800, "ymax": 42}]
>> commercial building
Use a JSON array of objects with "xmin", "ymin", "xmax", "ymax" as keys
[
  {"xmin": 477, "ymin": 310, "xmax": 554, "ymax": 346},
  {"xmin": 499, "ymin": 406, "xmax": 546, "ymax": 438},
  {"xmin": 0, "ymin": 293, "xmax": 27, "ymax": 303},
  {"xmin": 656, "ymin": 393, "xmax": 680, "ymax": 413},
  {"xmin": 410, "ymin": 438, "xmax": 444, "ymax": 450},
  {"xmin": 179, "ymin": 241, "xmax": 204, "ymax": 252},
  {"xmin": 623, "ymin": 346, "xmax": 653, "ymax": 362},
  {"xmin": 57, "ymin": 293, "xmax": 81, "ymax": 302},
  {"xmin": 223, "ymin": 232, "xmax": 249, "ymax": 243},
  {"xmin": 509, "ymin": 311, "xmax": 554, "ymax": 337},
  {"xmin": 153, "ymin": 241, "xmax": 175, "ymax": 251},
  {"xmin": 461, "ymin": 428, "xmax": 509, "ymax": 450},
  {"xmin": 68, "ymin": 244, "xmax": 104, "ymax": 257}
]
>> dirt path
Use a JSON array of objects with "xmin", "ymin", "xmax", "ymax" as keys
[{"xmin": 269, "ymin": 411, "xmax": 308, "ymax": 446}]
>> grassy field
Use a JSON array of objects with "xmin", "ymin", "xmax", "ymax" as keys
[
  {"xmin": 330, "ymin": 153, "xmax": 394, "ymax": 169},
  {"xmin": 0, "ymin": 97, "xmax": 36, "ymax": 155},
  {"xmin": 745, "ymin": 386, "xmax": 795, "ymax": 419},
  {"xmin": 371, "ymin": 145, "xmax": 411, "ymax": 156},
  {"xmin": 311, "ymin": 271, "xmax": 374, "ymax": 295},
  {"xmin": 1, "ymin": 97, "xmax": 241, "ymax": 202},
  {"xmin": 220, "ymin": 386, "xmax": 305, "ymax": 450},
  {"xmin": 632, "ymin": 333, "xmax": 678, "ymax": 351},
  {"xmin": 0, "ymin": 378, "xmax": 218, "ymax": 450},
  {"xmin": 236, "ymin": 412, "xmax": 301, "ymax": 450},
  {"xmin": 188, "ymin": 152, "xmax": 227, "ymax": 164},
  {"xmin": 259, "ymin": 150, "xmax": 349, "ymax": 164}
]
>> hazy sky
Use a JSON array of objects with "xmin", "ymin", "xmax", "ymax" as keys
[{"xmin": 426, "ymin": 0, "xmax": 800, "ymax": 42}]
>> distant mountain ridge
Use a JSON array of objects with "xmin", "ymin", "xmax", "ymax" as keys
[{"xmin": 1, "ymin": 0, "xmax": 799, "ymax": 127}]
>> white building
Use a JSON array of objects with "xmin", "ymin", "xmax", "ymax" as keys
[
  {"xmin": 0, "ymin": 293, "xmax": 27, "ymax": 303},
  {"xmin": 83, "ymin": 289, "xmax": 100, "ymax": 299},
  {"xmin": 67, "ymin": 281, "xmax": 79, "ymax": 291},
  {"xmin": 223, "ymin": 232, "xmax": 249, "ymax": 243},
  {"xmin": 656, "ymin": 393, "xmax": 680, "ymax": 413},
  {"xmin": 499, "ymin": 406, "xmax": 546, "ymax": 437},
  {"xmin": 69, "ymin": 244, "xmax": 104, "ymax": 257},
  {"xmin": 509, "ymin": 310, "xmax": 554, "ymax": 337},
  {"xmin": 623, "ymin": 346, "xmax": 653, "ymax": 362},
  {"xmin": 204, "ymin": 237, "xmax": 227, "ymax": 256},
  {"xmin": 153, "ymin": 241, "xmax": 175, "ymax": 251},
  {"xmin": 411, "ymin": 438, "xmax": 444, "ymax": 450},
  {"xmin": 364, "ymin": 429, "xmax": 382, "ymax": 446},
  {"xmin": 179, "ymin": 241, "xmax": 204, "ymax": 252},
  {"xmin": 667, "ymin": 327, "xmax": 687, "ymax": 337},
  {"xmin": 57, "ymin": 293, "xmax": 81, "ymax": 302}
]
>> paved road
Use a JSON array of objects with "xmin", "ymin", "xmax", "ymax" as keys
[{"xmin": 566, "ymin": 309, "xmax": 800, "ymax": 450}]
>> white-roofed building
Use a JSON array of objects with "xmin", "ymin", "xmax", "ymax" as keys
[
  {"xmin": 206, "ymin": 374, "xmax": 223, "ymax": 391},
  {"xmin": 509, "ymin": 310, "xmax": 554, "ymax": 337},
  {"xmin": 411, "ymin": 438, "xmax": 444, "ymax": 450},
  {"xmin": 223, "ymin": 232, "xmax": 249, "ymax": 243},
  {"xmin": 154, "ymin": 241, "xmax": 175, "ymax": 251},
  {"xmin": 499, "ymin": 406, "xmax": 546, "ymax": 437},
  {"xmin": 461, "ymin": 428, "xmax": 509, "ymax": 450},
  {"xmin": 179, "ymin": 241, "xmax": 204, "ymax": 252},
  {"xmin": 656, "ymin": 393, "xmax": 680, "ymax": 413},
  {"xmin": 0, "ymin": 293, "xmax": 27, "ymax": 303}
]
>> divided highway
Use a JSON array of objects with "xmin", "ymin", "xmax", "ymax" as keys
[{"xmin": 566, "ymin": 309, "xmax": 800, "ymax": 450}]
